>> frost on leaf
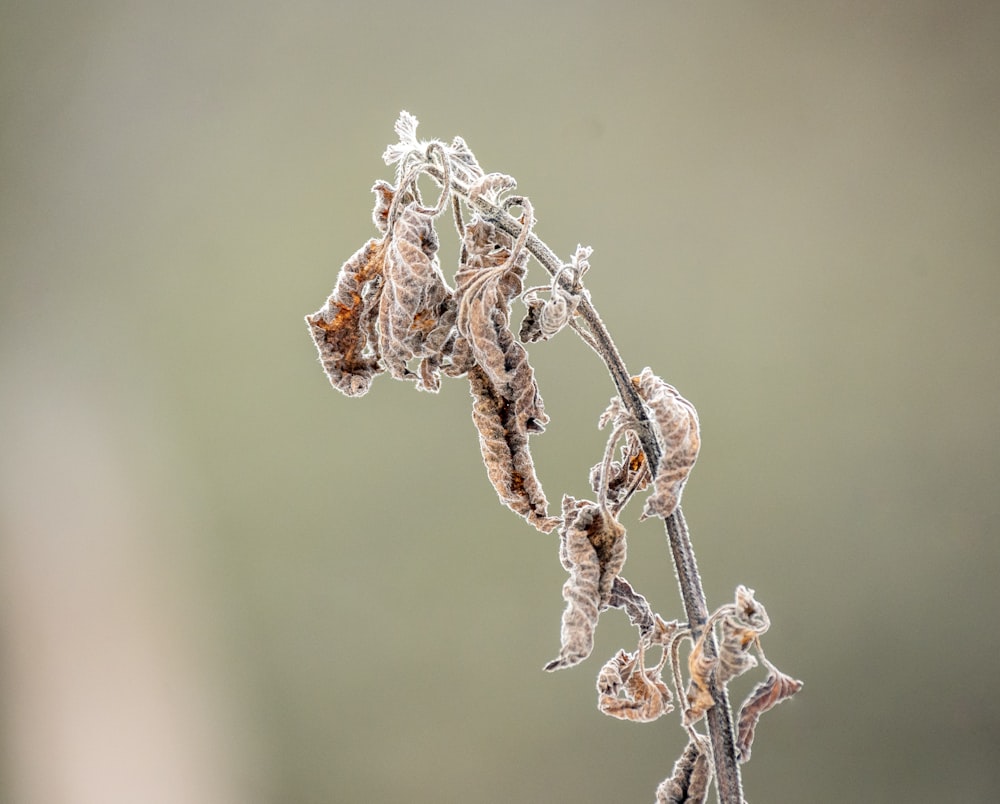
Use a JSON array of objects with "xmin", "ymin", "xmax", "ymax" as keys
[
  {"xmin": 377, "ymin": 203, "xmax": 456, "ymax": 392},
  {"xmin": 656, "ymin": 737, "xmax": 712, "ymax": 804},
  {"xmin": 735, "ymin": 666, "xmax": 803, "ymax": 763},
  {"xmin": 632, "ymin": 368, "xmax": 700, "ymax": 520},
  {"xmin": 382, "ymin": 110, "xmax": 425, "ymax": 174},
  {"xmin": 371, "ymin": 179, "xmax": 414, "ymax": 234},
  {"xmin": 305, "ymin": 237, "xmax": 388, "ymax": 397},
  {"xmin": 544, "ymin": 496, "xmax": 626, "ymax": 671},
  {"xmin": 607, "ymin": 576, "xmax": 656, "ymax": 641},
  {"xmin": 596, "ymin": 643, "xmax": 672, "ymax": 722},
  {"xmin": 467, "ymin": 365, "xmax": 558, "ymax": 533},
  {"xmin": 718, "ymin": 585, "xmax": 770, "ymax": 684},
  {"xmin": 455, "ymin": 215, "xmax": 547, "ymax": 435},
  {"xmin": 520, "ymin": 244, "xmax": 590, "ymax": 343}
]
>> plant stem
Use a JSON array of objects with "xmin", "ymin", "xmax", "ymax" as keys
[{"xmin": 434, "ymin": 164, "xmax": 744, "ymax": 804}]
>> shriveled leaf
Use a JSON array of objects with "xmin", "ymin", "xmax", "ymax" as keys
[
  {"xmin": 456, "ymin": 215, "xmax": 547, "ymax": 434},
  {"xmin": 517, "ymin": 295, "xmax": 546, "ymax": 344},
  {"xmin": 467, "ymin": 172, "xmax": 517, "ymax": 204},
  {"xmin": 587, "ymin": 510, "xmax": 627, "ymax": 609},
  {"xmin": 305, "ymin": 237, "xmax": 388, "ymax": 397},
  {"xmin": 596, "ymin": 644, "xmax": 673, "ymax": 723},
  {"xmin": 656, "ymin": 737, "xmax": 712, "ymax": 804},
  {"xmin": 607, "ymin": 576, "xmax": 656, "ymax": 640},
  {"xmin": 736, "ymin": 667, "xmax": 803, "ymax": 762},
  {"xmin": 377, "ymin": 203, "xmax": 456, "ymax": 392},
  {"xmin": 718, "ymin": 586, "xmax": 770, "ymax": 683},
  {"xmin": 545, "ymin": 513, "xmax": 599, "ymax": 669},
  {"xmin": 446, "ymin": 135, "xmax": 484, "ymax": 184},
  {"xmin": 685, "ymin": 632, "xmax": 718, "ymax": 725},
  {"xmin": 631, "ymin": 368, "xmax": 700, "ymax": 520},
  {"xmin": 544, "ymin": 498, "xmax": 600, "ymax": 670},
  {"xmin": 595, "ymin": 648, "xmax": 633, "ymax": 698},
  {"xmin": 545, "ymin": 497, "xmax": 626, "ymax": 670},
  {"xmin": 467, "ymin": 365, "xmax": 558, "ymax": 532},
  {"xmin": 518, "ymin": 244, "xmax": 590, "ymax": 343}
]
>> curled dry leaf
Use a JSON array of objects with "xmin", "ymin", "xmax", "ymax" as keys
[
  {"xmin": 650, "ymin": 613, "xmax": 685, "ymax": 649},
  {"xmin": 519, "ymin": 244, "xmax": 591, "ymax": 343},
  {"xmin": 467, "ymin": 172, "xmax": 517, "ymax": 204},
  {"xmin": 596, "ymin": 644, "xmax": 672, "ymax": 723},
  {"xmin": 445, "ymin": 135, "xmax": 484, "ymax": 184},
  {"xmin": 685, "ymin": 632, "xmax": 718, "ymax": 725},
  {"xmin": 377, "ymin": 203, "xmax": 456, "ymax": 392},
  {"xmin": 467, "ymin": 365, "xmax": 558, "ymax": 533},
  {"xmin": 371, "ymin": 179, "xmax": 414, "ymax": 234},
  {"xmin": 457, "ymin": 210, "xmax": 556, "ymax": 529},
  {"xmin": 305, "ymin": 236, "xmax": 388, "ymax": 398},
  {"xmin": 456, "ymin": 215, "xmax": 546, "ymax": 434},
  {"xmin": 632, "ymin": 368, "xmax": 701, "ymax": 520},
  {"xmin": 656, "ymin": 736, "xmax": 712, "ymax": 804},
  {"xmin": 718, "ymin": 585, "xmax": 770, "ymax": 683},
  {"xmin": 607, "ymin": 576, "xmax": 656, "ymax": 641},
  {"xmin": 545, "ymin": 496, "xmax": 626, "ymax": 670},
  {"xmin": 735, "ymin": 667, "xmax": 803, "ymax": 762}
]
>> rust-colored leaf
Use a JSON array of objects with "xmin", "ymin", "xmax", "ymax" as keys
[
  {"xmin": 467, "ymin": 365, "xmax": 558, "ymax": 533},
  {"xmin": 545, "ymin": 496, "xmax": 626, "ymax": 671},
  {"xmin": 656, "ymin": 737, "xmax": 712, "ymax": 804},
  {"xmin": 305, "ymin": 237, "xmax": 388, "ymax": 397},
  {"xmin": 685, "ymin": 632, "xmax": 718, "ymax": 725},
  {"xmin": 735, "ymin": 667, "xmax": 803, "ymax": 762}
]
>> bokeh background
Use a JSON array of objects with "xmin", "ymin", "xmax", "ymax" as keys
[{"xmin": 2, "ymin": 2, "xmax": 998, "ymax": 802}]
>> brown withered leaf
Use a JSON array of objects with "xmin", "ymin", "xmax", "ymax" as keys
[
  {"xmin": 735, "ymin": 667, "xmax": 803, "ymax": 763},
  {"xmin": 656, "ymin": 736, "xmax": 712, "ymax": 804},
  {"xmin": 377, "ymin": 202, "xmax": 456, "ymax": 392},
  {"xmin": 455, "ymin": 215, "xmax": 547, "ymax": 434},
  {"xmin": 467, "ymin": 365, "xmax": 558, "ymax": 533},
  {"xmin": 718, "ymin": 585, "xmax": 770, "ymax": 684},
  {"xmin": 305, "ymin": 237, "xmax": 388, "ymax": 397},
  {"xmin": 596, "ymin": 644, "xmax": 673, "ymax": 723},
  {"xmin": 631, "ymin": 368, "xmax": 700, "ymax": 520},
  {"xmin": 519, "ymin": 244, "xmax": 590, "ymax": 344},
  {"xmin": 517, "ymin": 294, "xmax": 546, "ymax": 344},
  {"xmin": 685, "ymin": 632, "xmax": 718, "ymax": 725},
  {"xmin": 544, "ymin": 496, "xmax": 626, "ymax": 671},
  {"xmin": 607, "ymin": 576, "xmax": 656, "ymax": 641},
  {"xmin": 445, "ymin": 135, "xmax": 484, "ymax": 185}
]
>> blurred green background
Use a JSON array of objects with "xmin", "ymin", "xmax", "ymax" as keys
[{"xmin": 2, "ymin": 2, "xmax": 998, "ymax": 802}]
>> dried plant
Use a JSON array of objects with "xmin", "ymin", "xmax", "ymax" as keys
[{"xmin": 307, "ymin": 112, "xmax": 802, "ymax": 803}]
